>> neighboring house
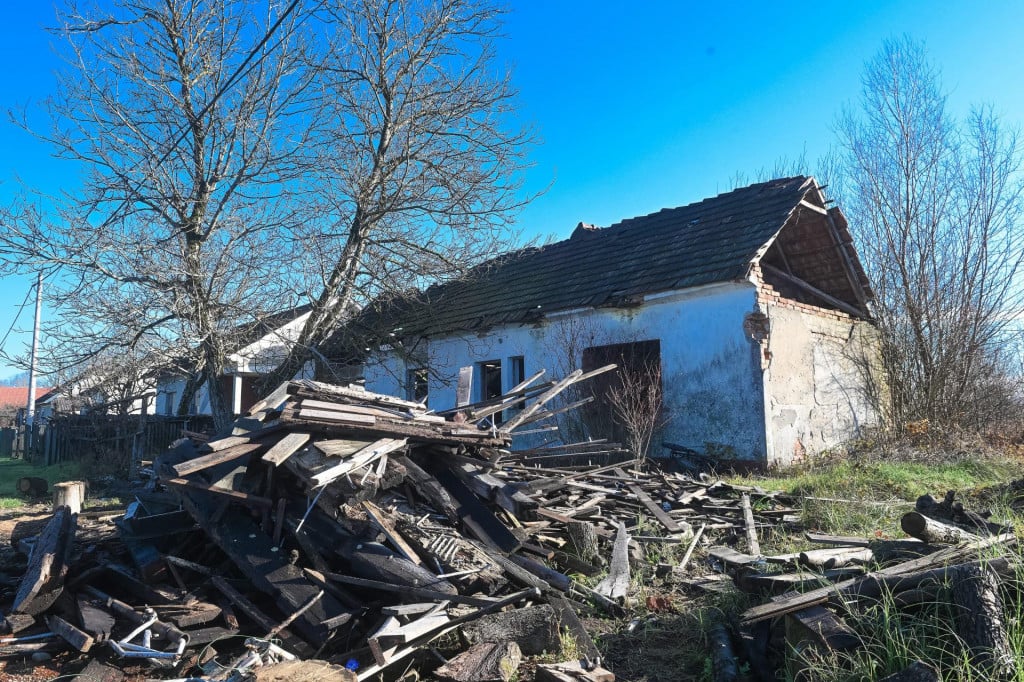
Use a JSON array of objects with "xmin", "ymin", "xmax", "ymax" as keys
[
  {"xmin": 328, "ymin": 176, "xmax": 882, "ymax": 467},
  {"xmin": 0, "ymin": 386, "xmax": 52, "ymax": 427},
  {"xmin": 156, "ymin": 306, "xmax": 314, "ymax": 416}
]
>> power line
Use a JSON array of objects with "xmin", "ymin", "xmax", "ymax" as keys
[{"xmin": 0, "ymin": 278, "xmax": 39, "ymax": 357}]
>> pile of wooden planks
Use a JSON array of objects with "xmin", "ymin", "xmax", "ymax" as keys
[{"xmin": 0, "ymin": 376, "xmax": 626, "ymax": 681}]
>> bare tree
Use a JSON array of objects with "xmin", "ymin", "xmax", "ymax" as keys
[
  {"xmin": 836, "ymin": 36, "xmax": 1024, "ymax": 430},
  {"xmin": 0, "ymin": 0, "xmax": 315, "ymax": 430},
  {"xmin": 262, "ymin": 0, "xmax": 533, "ymax": 388},
  {"xmin": 606, "ymin": 360, "xmax": 664, "ymax": 463}
]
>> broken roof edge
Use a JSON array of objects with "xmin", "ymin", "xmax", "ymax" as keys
[{"xmin": 745, "ymin": 178, "xmax": 875, "ymax": 321}]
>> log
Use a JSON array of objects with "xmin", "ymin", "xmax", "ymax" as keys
[
  {"xmin": 461, "ymin": 604, "xmax": 560, "ymax": 656},
  {"xmin": 566, "ymin": 521, "xmax": 600, "ymax": 565},
  {"xmin": 52, "ymin": 481, "xmax": 86, "ymax": 514},
  {"xmin": 798, "ymin": 547, "xmax": 874, "ymax": 570},
  {"xmin": 435, "ymin": 641, "xmax": 522, "ymax": 682},
  {"xmin": 11, "ymin": 506, "xmax": 76, "ymax": 616},
  {"xmin": 901, "ymin": 511, "xmax": 980, "ymax": 545},
  {"xmin": 877, "ymin": 660, "xmax": 940, "ymax": 682},
  {"xmin": 950, "ymin": 562, "xmax": 1015, "ymax": 678},
  {"xmin": 708, "ymin": 623, "xmax": 740, "ymax": 682},
  {"xmin": 17, "ymin": 476, "xmax": 47, "ymax": 497}
]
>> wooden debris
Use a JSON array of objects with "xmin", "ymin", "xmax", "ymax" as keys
[
  {"xmin": 461, "ymin": 604, "xmax": 560, "ymax": 656},
  {"xmin": 435, "ymin": 641, "xmax": 522, "ymax": 682},
  {"xmin": 595, "ymin": 522, "xmax": 630, "ymax": 601}
]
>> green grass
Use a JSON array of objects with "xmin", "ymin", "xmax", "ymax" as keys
[{"xmin": 0, "ymin": 456, "xmax": 85, "ymax": 508}]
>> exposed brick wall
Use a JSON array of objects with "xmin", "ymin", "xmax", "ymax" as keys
[{"xmin": 750, "ymin": 264, "xmax": 855, "ymax": 323}]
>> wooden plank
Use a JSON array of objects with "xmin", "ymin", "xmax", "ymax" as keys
[
  {"xmin": 202, "ymin": 435, "xmax": 252, "ymax": 452},
  {"xmin": 315, "ymin": 438, "xmax": 375, "ymax": 458},
  {"xmin": 171, "ymin": 442, "xmax": 263, "ymax": 478},
  {"xmin": 300, "ymin": 399, "xmax": 410, "ymax": 419},
  {"xmin": 314, "ymin": 570, "xmax": 500, "ymax": 607},
  {"xmin": 311, "ymin": 438, "xmax": 407, "ymax": 486},
  {"xmin": 176, "ymin": 491, "xmax": 353, "ymax": 647},
  {"xmin": 362, "ymin": 500, "xmax": 423, "ymax": 566},
  {"xmin": 741, "ymin": 493, "xmax": 761, "ymax": 556},
  {"xmin": 162, "ymin": 478, "xmax": 273, "ymax": 508},
  {"xmin": 46, "ymin": 614, "xmax": 94, "ymax": 652},
  {"xmin": 434, "ymin": 467, "xmax": 521, "ymax": 553},
  {"xmin": 595, "ymin": 522, "xmax": 630, "ymax": 600},
  {"xmin": 299, "ymin": 407, "xmax": 376, "ymax": 425},
  {"xmin": 262, "ymin": 432, "xmax": 311, "ymax": 466},
  {"xmin": 618, "ymin": 468, "xmax": 682, "ymax": 533},
  {"xmin": 742, "ymin": 533, "xmax": 1017, "ymax": 623},
  {"xmin": 708, "ymin": 546, "xmax": 760, "ymax": 568}
]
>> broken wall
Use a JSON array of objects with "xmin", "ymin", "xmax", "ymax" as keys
[{"xmin": 760, "ymin": 301, "xmax": 881, "ymax": 466}]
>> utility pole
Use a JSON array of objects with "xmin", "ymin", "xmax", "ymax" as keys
[{"xmin": 25, "ymin": 272, "xmax": 42, "ymax": 452}]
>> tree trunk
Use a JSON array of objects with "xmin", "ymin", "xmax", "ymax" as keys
[
  {"xmin": 52, "ymin": 481, "xmax": 86, "ymax": 515},
  {"xmin": 950, "ymin": 562, "xmax": 1015, "ymax": 679}
]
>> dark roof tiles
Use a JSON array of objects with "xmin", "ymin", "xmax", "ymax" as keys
[{"xmin": 342, "ymin": 176, "xmax": 818, "ymax": 343}]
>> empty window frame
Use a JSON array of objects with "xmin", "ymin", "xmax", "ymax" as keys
[
  {"xmin": 477, "ymin": 360, "xmax": 503, "ymax": 402},
  {"xmin": 406, "ymin": 368, "xmax": 429, "ymax": 405}
]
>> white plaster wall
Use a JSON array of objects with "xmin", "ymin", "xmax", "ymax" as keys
[
  {"xmin": 762, "ymin": 304, "xmax": 880, "ymax": 466},
  {"xmin": 230, "ymin": 312, "xmax": 312, "ymax": 374},
  {"xmin": 363, "ymin": 282, "xmax": 769, "ymax": 461}
]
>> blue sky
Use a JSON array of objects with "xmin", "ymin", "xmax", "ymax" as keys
[{"xmin": 1, "ymin": 1, "xmax": 1023, "ymax": 380}]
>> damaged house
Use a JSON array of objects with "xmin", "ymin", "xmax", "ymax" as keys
[{"xmin": 330, "ymin": 176, "xmax": 880, "ymax": 467}]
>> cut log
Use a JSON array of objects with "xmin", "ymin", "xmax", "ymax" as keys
[
  {"xmin": 877, "ymin": 660, "xmax": 940, "ymax": 682},
  {"xmin": 52, "ymin": 481, "xmax": 86, "ymax": 514},
  {"xmin": 798, "ymin": 547, "xmax": 873, "ymax": 570},
  {"xmin": 17, "ymin": 476, "xmax": 47, "ymax": 497},
  {"xmin": 461, "ymin": 604, "xmax": 560, "ymax": 656},
  {"xmin": 435, "ymin": 641, "xmax": 522, "ymax": 682},
  {"xmin": 566, "ymin": 521, "xmax": 600, "ymax": 565},
  {"xmin": 901, "ymin": 511, "xmax": 981, "ymax": 545},
  {"xmin": 950, "ymin": 561, "xmax": 1015, "ymax": 679}
]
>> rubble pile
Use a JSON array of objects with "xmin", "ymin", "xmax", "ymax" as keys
[{"xmin": 4, "ymin": 372, "xmax": 1019, "ymax": 681}]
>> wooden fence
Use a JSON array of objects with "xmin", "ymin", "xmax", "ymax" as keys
[{"xmin": 6, "ymin": 414, "xmax": 215, "ymax": 470}]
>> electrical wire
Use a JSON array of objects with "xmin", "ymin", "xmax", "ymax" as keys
[{"xmin": 0, "ymin": 277, "xmax": 38, "ymax": 359}]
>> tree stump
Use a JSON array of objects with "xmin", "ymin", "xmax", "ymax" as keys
[
  {"xmin": 950, "ymin": 562, "xmax": 1015, "ymax": 679},
  {"xmin": 566, "ymin": 521, "xmax": 600, "ymax": 564},
  {"xmin": 52, "ymin": 481, "xmax": 86, "ymax": 515},
  {"xmin": 17, "ymin": 477, "xmax": 48, "ymax": 498}
]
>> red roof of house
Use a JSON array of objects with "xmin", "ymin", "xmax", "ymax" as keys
[{"xmin": 0, "ymin": 387, "xmax": 52, "ymax": 410}]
